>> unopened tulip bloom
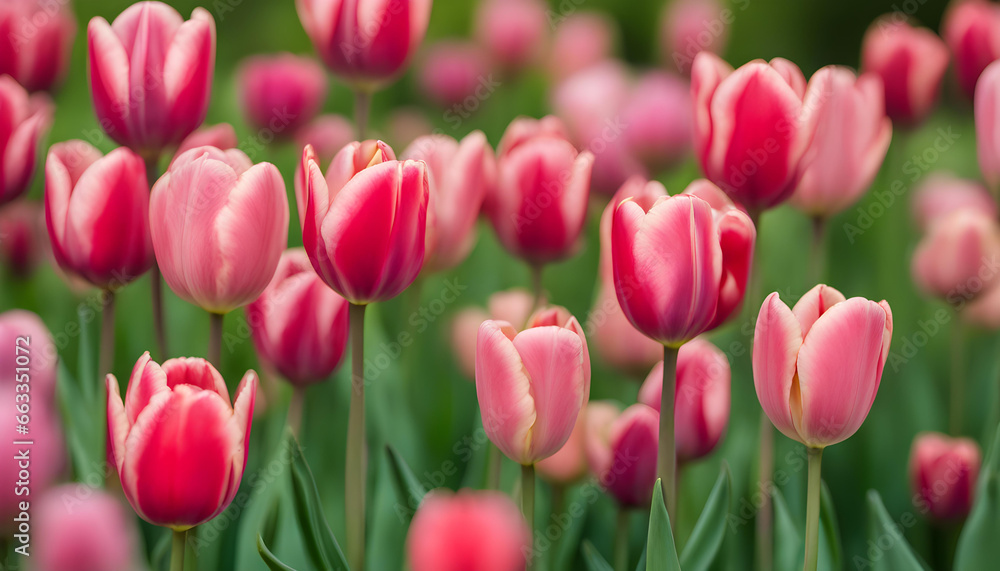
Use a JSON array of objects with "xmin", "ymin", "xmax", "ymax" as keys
[
  {"xmin": 942, "ymin": 0, "xmax": 1000, "ymax": 99},
  {"xmin": 861, "ymin": 17, "xmax": 949, "ymax": 126},
  {"xmin": 34, "ymin": 486, "xmax": 138, "ymax": 571},
  {"xmin": 791, "ymin": 67, "xmax": 893, "ymax": 218},
  {"xmin": 45, "ymin": 141, "xmax": 153, "ymax": 289},
  {"xmin": 403, "ymin": 132, "xmax": 495, "ymax": 271},
  {"xmin": 692, "ymin": 52, "xmax": 808, "ymax": 212},
  {"xmin": 174, "ymin": 123, "xmax": 238, "ymax": 161},
  {"xmin": 585, "ymin": 402, "xmax": 659, "ymax": 507},
  {"xmin": 639, "ymin": 339, "xmax": 730, "ymax": 463},
  {"xmin": 976, "ymin": 61, "xmax": 1000, "ymax": 193},
  {"xmin": 475, "ymin": 0, "xmax": 547, "ymax": 72},
  {"xmin": 536, "ymin": 412, "xmax": 588, "ymax": 485},
  {"xmin": 296, "ymin": 0, "xmax": 431, "ymax": 89},
  {"xmin": 418, "ymin": 42, "xmax": 491, "ymax": 107},
  {"xmin": 622, "ymin": 72, "xmax": 692, "ymax": 173},
  {"xmin": 911, "ymin": 210, "xmax": 1000, "ymax": 300},
  {"xmin": 912, "ymin": 173, "xmax": 997, "ymax": 230},
  {"xmin": 150, "ymin": 147, "xmax": 288, "ymax": 314},
  {"xmin": 247, "ymin": 249, "xmax": 349, "ymax": 386},
  {"xmin": 237, "ymin": 53, "xmax": 327, "ymax": 135},
  {"xmin": 0, "ymin": 200, "xmax": 46, "ymax": 278},
  {"xmin": 0, "ymin": 0, "xmax": 76, "ymax": 92},
  {"xmin": 107, "ymin": 353, "xmax": 256, "ymax": 529},
  {"xmin": 0, "ymin": 75, "xmax": 52, "ymax": 205},
  {"xmin": 661, "ymin": 0, "xmax": 728, "ymax": 75},
  {"xmin": 548, "ymin": 13, "xmax": 616, "ymax": 81},
  {"xmin": 910, "ymin": 432, "xmax": 981, "ymax": 521},
  {"xmin": 88, "ymin": 1, "xmax": 215, "ymax": 156},
  {"xmin": 407, "ymin": 490, "xmax": 530, "ymax": 571},
  {"xmin": 452, "ymin": 289, "xmax": 535, "ymax": 378}
]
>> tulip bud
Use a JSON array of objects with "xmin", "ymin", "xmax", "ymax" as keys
[
  {"xmin": 88, "ymin": 1, "xmax": 216, "ymax": 156},
  {"xmin": 0, "ymin": 75, "xmax": 52, "ymax": 205},
  {"xmin": 622, "ymin": 72, "xmax": 692, "ymax": 173},
  {"xmin": 942, "ymin": 0, "xmax": 1000, "ymax": 99},
  {"xmin": 976, "ymin": 61, "xmax": 1000, "ymax": 193},
  {"xmin": 418, "ymin": 41, "xmax": 491, "ymax": 107},
  {"xmin": 910, "ymin": 432, "xmax": 981, "ymax": 521},
  {"xmin": 407, "ymin": 490, "xmax": 530, "ymax": 571},
  {"xmin": 150, "ymin": 146, "xmax": 289, "ymax": 314},
  {"xmin": 237, "ymin": 53, "xmax": 327, "ymax": 135},
  {"xmin": 475, "ymin": 0, "xmax": 547, "ymax": 72},
  {"xmin": 33, "ymin": 486, "xmax": 139, "ymax": 571},
  {"xmin": 585, "ymin": 402, "xmax": 659, "ymax": 507},
  {"xmin": 450, "ymin": 289, "xmax": 536, "ymax": 379},
  {"xmin": 861, "ymin": 16, "xmax": 949, "ymax": 126},
  {"xmin": 0, "ymin": 200, "xmax": 46, "ymax": 278},
  {"xmin": 0, "ymin": 0, "xmax": 76, "ymax": 93},
  {"xmin": 911, "ymin": 210, "xmax": 1000, "ymax": 300},
  {"xmin": 753, "ymin": 285, "xmax": 893, "ymax": 448},
  {"xmin": 912, "ymin": 173, "xmax": 997, "ymax": 230},
  {"xmin": 107, "ymin": 353, "xmax": 257, "ymax": 530},
  {"xmin": 174, "ymin": 123, "xmax": 239, "ymax": 162},
  {"xmin": 45, "ymin": 141, "xmax": 153, "ymax": 290},
  {"xmin": 661, "ymin": 0, "xmax": 729, "ymax": 75},
  {"xmin": 548, "ymin": 13, "xmax": 616, "ymax": 81}
]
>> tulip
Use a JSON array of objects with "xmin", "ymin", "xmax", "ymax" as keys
[
  {"xmin": 34, "ymin": 486, "xmax": 139, "ymax": 571},
  {"xmin": 0, "ymin": 0, "xmax": 76, "ymax": 92},
  {"xmin": 692, "ymin": 52, "xmax": 808, "ymax": 212},
  {"xmin": 149, "ymin": 146, "xmax": 288, "ymax": 315},
  {"xmin": 452, "ymin": 289, "xmax": 535, "ymax": 379},
  {"xmin": 548, "ymin": 13, "xmax": 616, "ymax": 81},
  {"xmin": 407, "ymin": 490, "xmax": 530, "ymax": 571},
  {"xmin": 295, "ymin": 115, "xmax": 355, "ymax": 164},
  {"xmin": 910, "ymin": 432, "xmax": 981, "ymax": 521},
  {"xmin": 88, "ymin": 1, "xmax": 216, "ymax": 157},
  {"xmin": 912, "ymin": 173, "xmax": 997, "ymax": 230},
  {"xmin": 0, "ymin": 75, "xmax": 52, "ymax": 205},
  {"xmin": 107, "ymin": 353, "xmax": 256, "ymax": 533},
  {"xmin": 976, "ymin": 61, "xmax": 1000, "ymax": 193},
  {"xmin": 174, "ymin": 123, "xmax": 238, "ymax": 161},
  {"xmin": 418, "ymin": 41, "xmax": 491, "ymax": 107},
  {"xmin": 474, "ymin": 0, "xmax": 547, "ymax": 73},
  {"xmin": 585, "ymin": 402, "xmax": 659, "ymax": 507},
  {"xmin": 661, "ymin": 0, "xmax": 729, "ymax": 75},
  {"xmin": 790, "ymin": 67, "xmax": 893, "ymax": 218},
  {"xmin": 386, "ymin": 107, "xmax": 434, "ymax": 150},
  {"xmin": 0, "ymin": 200, "xmax": 46, "ymax": 278},
  {"xmin": 942, "ymin": 0, "xmax": 1000, "ymax": 99},
  {"xmin": 911, "ymin": 210, "xmax": 1000, "ymax": 300},
  {"xmin": 45, "ymin": 141, "xmax": 153, "ymax": 290},
  {"xmin": 237, "ymin": 53, "xmax": 327, "ymax": 135},
  {"xmin": 861, "ymin": 17, "xmax": 949, "ymax": 126},
  {"xmin": 402, "ymin": 131, "xmax": 496, "ymax": 271},
  {"xmin": 622, "ymin": 71, "xmax": 692, "ymax": 173},
  {"xmin": 536, "ymin": 412, "xmax": 588, "ymax": 485},
  {"xmin": 496, "ymin": 115, "xmax": 571, "ymax": 160}
]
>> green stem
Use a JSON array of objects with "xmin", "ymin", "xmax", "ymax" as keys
[
  {"xmin": 99, "ymin": 290, "xmax": 116, "ymax": 377},
  {"xmin": 614, "ymin": 506, "xmax": 630, "ymax": 571},
  {"xmin": 288, "ymin": 386, "xmax": 306, "ymax": 438},
  {"xmin": 354, "ymin": 89, "xmax": 372, "ymax": 140},
  {"xmin": 757, "ymin": 413, "xmax": 775, "ymax": 571},
  {"xmin": 487, "ymin": 441, "xmax": 503, "ymax": 490},
  {"xmin": 950, "ymin": 316, "xmax": 965, "ymax": 435},
  {"xmin": 170, "ymin": 529, "xmax": 186, "ymax": 571},
  {"xmin": 808, "ymin": 216, "xmax": 827, "ymax": 285},
  {"xmin": 145, "ymin": 156, "xmax": 168, "ymax": 360},
  {"xmin": 208, "ymin": 312, "xmax": 224, "ymax": 369},
  {"xmin": 530, "ymin": 264, "xmax": 545, "ymax": 318},
  {"xmin": 347, "ymin": 303, "xmax": 367, "ymax": 571},
  {"xmin": 803, "ymin": 447, "xmax": 823, "ymax": 571},
  {"xmin": 522, "ymin": 463, "xmax": 536, "ymax": 570},
  {"xmin": 658, "ymin": 345, "xmax": 678, "ymax": 531}
]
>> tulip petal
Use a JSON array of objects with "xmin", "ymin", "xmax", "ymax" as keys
[
  {"xmin": 791, "ymin": 284, "xmax": 846, "ymax": 337},
  {"xmin": 106, "ymin": 374, "xmax": 129, "ymax": 475},
  {"xmin": 476, "ymin": 320, "xmax": 535, "ymax": 463},
  {"xmin": 124, "ymin": 352, "xmax": 169, "ymax": 424},
  {"xmin": 752, "ymin": 292, "xmax": 803, "ymax": 443}
]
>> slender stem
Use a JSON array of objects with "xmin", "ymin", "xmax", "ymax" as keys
[
  {"xmin": 145, "ymin": 156, "xmax": 168, "ymax": 359},
  {"xmin": 803, "ymin": 447, "xmax": 823, "ymax": 571},
  {"xmin": 354, "ymin": 89, "xmax": 372, "ymax": 140},
  {"xmin": 99, "ymin": 291, "xmax": 116, "ymax": 377},
  {"xmin": 530, "ymin": 264, "xmax": 545, "ymax": 317},
  {"xmin": 521, "ymin": 463, "xmax": 536, "ymax": 570},
  {"xmin": 170, "ymin": 529, "xmax": 186, "ymax": 571},
  {"xmin": 950, "ymin": 316, "xmax": 965, "ymax": 435},
  {"xmin": 550, "ymin": 483, "xmax": 566, "ymax": 567},
  {"xmin": 288, "ymin": 386, "xmax": 306, "ymax": 438},
  {"xmin": 808, "ymin": 216, "xmax": 827, "ymax": 284},
  {"xmin": 346, "ymin": 303, "xmax": 367, "ymax": 571},
  {"xmin": 208, "ymin": 312, "xmax": 224, "ymax": 368},
  {"xmin": 614, "ymin": 506, "xmax": 630, "ymax": 571},
  {"xmin": 756, "ymin": 413, "xmax": 775, "ymax": 571},
  {"xmin": 487, "ymin": 441, "xmax": 503, "ymax": 490},
  {"xmin": 658, "ymin": 345, "xmax": 678, "ymax": 529}
]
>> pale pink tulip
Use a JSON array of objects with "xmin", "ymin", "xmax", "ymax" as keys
[
  {"xmin": 548, "ymin": 13, "xmax": 616, "ymax": 81},
  {"xmin": 976, "ymin": 61, "xmax": 1000, "ymax": 192},
  {"xmin": 174, "ymin": 123, "xmax": 238, "ymax": 161},
  {"xmin": 418, "ymin": 41, "xmax": 491, "ymax": 107},
  {"xmin": 0, "ymin": 75, "xmax": 52, "ymax": 205},
  {"xmin": 911, "ymin": 210, "xmax": 1000, "ymax": 300},
  {"xmin": 661, "ymin": 0, "xmax": 729, "ymax": 75},
  {"xmin": 912, "ymin": 173, "xmax": 997, "ymax": 230},
  {"xmin": 33, "ymin": 486, "xmax": 139, "ymax": 571},
  {"xmin": 295, "ymin": 115, "xmax": 355, "ymax": 164},
  {"xmin": 386, "ymin": 107, "xmax": 434, "ymax": 150},
  {"xmin": 0, "ymin": 0, "xmax": 76, "ymax": 92},
  {"xmin": 942, "ymin": 0, "xmax": 1000, "ymax": 99},
  {"xmin": 452, "ymin": 289, "xmax": 538, "ymax": 378},
  {"xmin": 475, "ymin": 0, "xmax": 547, "ymax": 72},
  {"xmin": 237, "ymin": 53, "xmax": 327, "ymax": 135},
  {"xmin": 585, "ymin": 402, "xmax": 659, "ymax": 507},
  {"xmin": 622, "ymin": 71, "xmax": 692, "ymax": 173},
  {"xmin": 536, "ymin": 410, "xmax": 588, "ymax": 485},
  {"xmin": 910, "ymin": 431, "xmax": 981, "ymax": 520}
]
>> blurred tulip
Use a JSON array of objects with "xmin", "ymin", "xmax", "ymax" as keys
[
  {"xmin": 692, "ymin": 52, "xmax": 808, "ymax": 212},
  {"xmin": 0, "ymin": 75, "xmax": 52, "ymax": 205},
  {"xmin": 536, "ymin": 411, "xmax": 588, "ymax": 485},
  {"xmin": 497, "ymin": 115, "xmax": 570, "ymax": 160},
  {"xmin": 0, "ymin": 0, "xmax": 76, "ymax": 92},
  {"xmin": 638, "ymin": 339, "xmax": 730, "ymax": 462},
  {"xmin": 476, "ymin": 311, "xmax": 590, "ymax": 465},
  {"xmin": 45, "ymin": 141, "xmax": 153, "ymax": 289},
  {"xmin": 418, "ymin": 41, "xmax": 491, "ymax": 107},
  {"xmin": 753, "ymin": 285, "xmax": 893, "ymax": 448},
  {"xmin": 295, "ymin": 115, "xmax": 355, "ymax": 164},
  {"xmin": 107, "ymin": 353, "xmax": 257, "ymax": 530},
  {"xmin": 475, "ymin": 0, "xmax": 547, "ymax": 72},
  {"xmin": 912, "ymin": 173, "xmax": 997, "ymax": 230},
  {"xmin": 150, "ymin": 146, "xmax": 288, "ymax": 314},
  {"xmin": 385, "ymin": 107, "xmax": 434, "ymax": 150},
  {"xmin": 548, "ymin": 13, "xmax": 616, "ymax": 81},
  {"xmin": 0, "ymin": 200, "xmax": 46, "ymax": 278},
  {"xmin": 976, "ymin": 61, "xmax": 1000, "ymax": 193},
  {"xmin": 237, "ymin": 53, "xmax": 327, "ymax": 135},
  {"xmin": 942, "ymin": 0, "xmax": 1000, "ymax": 99},
  {"xmin": 911, "ymin": 210, "xmax": 1000, "ymax": 300},
  {"xmin": 791, "ymin": 66, "xmax": 892, "ymax": 218},
  {"xmin": 910, "ymin": 432, "xmax": 981, "ymax": 521},
  {"xmin": 247, "ymin": 249, "xmax": 350, "ymax": 387},
  {"xmin": 407, "ymin": 490, "xmax": 529, "ymax": 571},
  {"xmin": 450, "ymin": 289, "xmax": 535, "ymax": 379},
  {"xmin": 174, "ymin": 123, "xmax": 238, "ymax": 161},
  {"xmin": 301, "ymin": 141, "xmax": 428, "ymax": 304},
  {"xmin": 296, "ymin": 0, "xmax": 431, "ymax": 89},
  {"xmin": 861, "ymin": 16, "xmax": 949, "ymax": 126},
  {"xmin": 661, "ymin": 0, "xmax": 729, "ymax": 75},
  {"xmin": 403, "ymin": 131, "xmax": 495, "ymax": 271},
  {"xmin": 33, "ymin": 486, "xmax": 138, "ymax": 571},
  {"xmin": 585, "ymin": 402, "xmax": 659, "ymax": 507},
  {"xmin": 622, "ymin": 71, "xmax": 692, "ymax": 173},
  {"xmin": 88, "ymin": 1, "xmax": 215, "ymax": 156}
]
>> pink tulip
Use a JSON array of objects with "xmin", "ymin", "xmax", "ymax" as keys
[
  {"xmin": 476, "ymin": 311, "xmax": 590, "ymax": 465},
  {"xmin": 585, "ymin": 402, "xmax": 659, "ymax": 507},
  {"xmin": 912, "ymin": 210, "xmax": 1000, "ymax": 300},
  {"xmin": 976, "ymin": 61, "xmax": 1000, "ymax": 192},
  {"xmin": 88, "ymin": 1, "xmax": 215, "ymax": 156},
  {"xmin": 297, "ymin": 139, "xmax": 396, "ymax": 228},
  {"xmin": 548, "ymin": 13, "xmax": 616, "ymax": 81},
  {"xmin": 0, "ymin": 0, "xmax": 76, "ymax": 92},
  {"xmin": 450, "ymin": 289, "xmax": 536, "ymax": 379},
  {"xmin": 301, "ymin": 141, "xmax": 429, "ymax": 304},
  {"xmin": 295, "ymin": 115, "xmax": 355, "ymax": 164},
  {"xmin": 790, "ymin": 66, "xmax": 893, "ymax": 218},
  {"xmin": 0, "ymin": 200, "xmax": 46, "ymax": 278},
  {"xmin": 861, "ymin": 17, "xmax": 949, "ymax": 126},
  {"xmin": 407, "ymin": 489, "xmax": 530, "ymax": 571},
  {"xmin": 942, "ymin": 0, "xmax": 1000, "ymax": 99},
  {"xmin": 536, "ymin": 411, "xmax": 588, "ymax": 485},
  {"xmin": 237, "ymin": 53, "xmax": 327, "ymax": 135},
  {"xmin": 475, "ymin": 0, "xmax": 547, "ymax": 72},
  {"xmin": 910, "ymin": 432, "xmax": 981, "ymax": 520},
  {"xmin": 661, "ymin": 0, "xmax": 729, "ymax": 75},
  {"xmin": 692, "ymin": 52, "xmax": 809, "ymax": 212},
  {"xmin": 622, "ymin": 71, "xmax": 692, "ymax": 173},
  {"xmin": 296, "ymin": 0, "xmax": 431, "ymax": 88},
  {"xmin": 0, "ymin": 75, "xmax": 52, "ymax": 205},
  {"xmin": 403, "ymin": 132, "xmax": 495, "ymax": 271},
  {"xmin": 150, "ymin": 146, "xmax": 288, "ymax": 314},
  {"xmin": 45, "ymin": 141, "xmax": 153, "ymax": 290},
  {"xmin": 174, "ymin": 123, "xmax": 238, "ymax": 161},
  {"xmin": 247, "ymin": 249, "xmax": 350, "ymax": 387},
  {"xmin": 612, "ymin": 186, "xmax": 755, "ymax": 346},
  {"xmin": 418, "ymin": 41, "xmax": 491, "ymax": 107},
  {"xmin": 753, "ymin": 285, "xmax": 893, "ymax": 448},
  {"xmin": 639, "ymin": 339, "xmax": 730, "ymax": 463},
  {"xmin": 496, "ymin": 115, "xmax": 571, "ymax": 160},
  {"xmin": 912, "ymin": 173, "xmax": 997, "ymax": 230},
  {"xmin": 386, "ymin": 107, "xmax": 434, "ymax": 150},
  {"xmin": 107, "ymin": 353, "xmax": 257, "ymax": 529},
  {"xmin": 34, "ymin": 485, "xmax": 139, "ymax": 571}
]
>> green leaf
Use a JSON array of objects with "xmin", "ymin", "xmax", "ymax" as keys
[
  {"xmin": 582, "ymin": 540, "xmax": 615, "ymax": 571},
  {"xmin": 635, "ymin": 546, "xmax": 647, "ymax": 571},
  {"xmin": 955, "ymin": 423, "xmax": 1000, "ymax": 569},
  {"xmin": 819, "ymin": 483, "xmax": 841, "ymax": 571},
  {"xmin": 385, "ymin": 444, "xmax": 427, "ymax": 520},
  {"xmin": 76, "ymin": 305, "xmax": 97, "ymax": 402},
  {"xmin": 289, "ymin": 435, "xmax": 349, "ymax": 571},
  {"xmin": 680, "ymin": 464, "xmax": 732, "ymax": 571},
  {"xmin": 772, "ymin": 486, "xmax": 801, "ymax": 571},
  {"xmin": 646, "ymin": 479, "xmax": 681, "ymax": 571},
  {"xmin": 258, "ymin": 533, "xmax": 298, "ymax": 571},
  {"xmin": 865, "ymin": 490, "xmax": 929, "ymax": 571}
]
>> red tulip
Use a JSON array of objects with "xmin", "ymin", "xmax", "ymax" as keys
[
  {"xmin": 942, "ymin": 0, "xmax": 1000, "ymax": 99},
  {"xmin": 107, "ymin": 353, "xmax": 256, "ymax": 530},
  {"xmin": 174, "ymin": 123, "xmax": 238, "ymax": 161},
  {"xmin": 45, "ymin": 141, "xmax": 153, "ymax": 289},
  {"xmin": 622, "ymin": 71, "xmax": 692, "ymax": 173},
  {"xmin": 475, "ymin": 0, "xmax": 547, "ymax": 72},
  {"xmin": 661, "ymin": 0, "xmax": 729, "ymax": 75},
  {"xmin": 912, "ymin": 173, "xmax": 997, "ymax": 231},
  {"xmin": 910, "ymin": 432, "xmax": 981, "ymax": 520},
  {"xmin": 0, "ymin": 0, "xmax": 76, "ymax": 92},
  {"xmin": 418, "ymin": 41, "xmax": 491, "ymax": 107},
  {"xmin": 911, "ymin": 210, "xmax": 1000, "ymax": 300},
  {"xmin": 150, "ymin": 146, "xmax": 288, "ymax": 314},
  {"xmin": 88, "ymin": 1, "xmax": 215, "ymax": 156},
  {"xmin": 451, "ymin": 289, "xmax": 534, "ymax": 379},
  {"xmin": 0, "ymin": 75, "xmax": 52, "ymax": 205},
  {"xmin": 548, "ymin": 13, "xmax": 616, "ymax": 81},
  {"xmin": 861, "ymin": 16, "xmax": 949, "ymax": 126},
  {"xmin": 237, "ymin": 53, "xmax": 327, "ymax": 135},
  {"xmin": 0, "ymin": 200, "xmax": 46, "ymax": 278},
  {"xmin": 977, "ymin": 61, "xmax": 1000, "ymax": 193},
  {"xmin": 34, "ymin": 486, "xmax": 139, "ymax": 571},
  {"xmin": 585, "ymin": 402, "xmax": 659, "ymax": 507}
]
